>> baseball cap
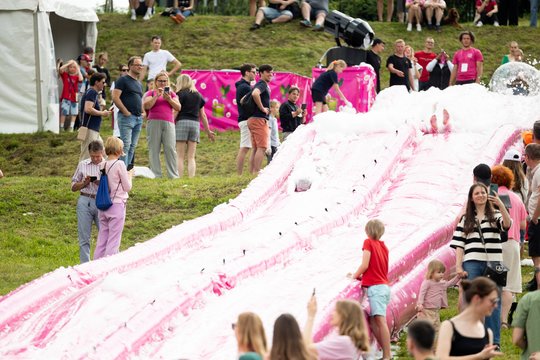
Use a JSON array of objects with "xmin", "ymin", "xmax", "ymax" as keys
[
  {"xmin": 473, "ymin": 163, "xmax": 491, "ymax": 185},
  {"xmin": 503, "ymin": 149, "xmax": 521, "ymax": 162},
  {"xmin": 78, "ymin": 54, "xmax": 91, "ymax": 62}
]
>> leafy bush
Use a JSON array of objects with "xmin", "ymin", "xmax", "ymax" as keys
[{"xmin": 329, "ymin": 0, "xmax": 378, "ymax": 21}]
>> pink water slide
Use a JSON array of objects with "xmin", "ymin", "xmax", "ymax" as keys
[{"xmin": 0, "ymin": 86, "xmax": 535, "ymax": 359}]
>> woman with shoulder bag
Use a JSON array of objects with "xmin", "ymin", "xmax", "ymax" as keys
[
  {"xmin": 449, "ymin": 182, "xmax": 511, "ymax": 348},
  {"xmin": 94, "ymin": 137, "xmax": 133, "ymax": 260}
]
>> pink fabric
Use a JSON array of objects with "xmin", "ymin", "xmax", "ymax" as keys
[
  {"xmin": 406, "ymin": 0, "xmax": 425, "ymax": 5},
  {"xmin": 315, "ymin": 332, "xmax": 360, "ymax": 360},
  {"xmin": 312, "ymin": 66, "xmax": 376, "ymax": 113},
  {"xmin": 102, "ymin": 160, "xmax": 132, "ymax": 203},
  {"xmin": 417, "ymin": 274, "xmax": 461, "ymax": 309},
  {"xmin": 499, "ymin": 186, "xmax": 527, "ymax": 241},
  {"xmin": 452, "ymin": 48, "xmax": 483, "ymax": 82},
  {"xmin": 95, "ymin": 203, "xmax": 126, "ymax": 259},
  {"xmin": 181, "ymin": 70, "xmax": 312, "ymax": 130},
  {"xmin": 145, "ymin": 91, "xmax": 177, "ymax": 123}
]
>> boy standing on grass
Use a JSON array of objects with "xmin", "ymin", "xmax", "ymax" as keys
[
  {"xmin": 266, "ymin": 100, "xmax": 281, "ymax": 163},
  {"xmin": 349, "ymin": 219, "xmax": 392, "ymax": 360},
  {"xmin": 59, "ymin": 60, "xmax": 83, "ymax": 132}
]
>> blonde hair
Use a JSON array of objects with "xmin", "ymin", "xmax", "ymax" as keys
[
  {"xmin": 404, "ymin": 45, "xmax": 414, "ymax": 58},
  {"xmin": 395, "ymin": 39, "xmax": 405, "ymax": 46},
  {"xmin": 365, "ymin": 219, "xmax": 385, "ymax": 240},
  {"xmin": 154, "ymin": 71, "xmax": 169, "ymax": 84},
  {"xmin": 426, "ymin": 259, "xmax": 446, "ymax": 280},
  {"xmin": 327, "ymin": 59, "xmax": 347, "ymax": 72},
  {"xmin": 176, "ymin": 74, "xmax": 197, "ymax": 93},
  {"xmin": 270, "ymin": 100, "xmax": 280, "ymax": 108},
  {"xmin": 335, "ymin": 300, "xmax": 370, "ymax": 352},
  {"xmin": 236, "ymin": 312, "xmax": 267, "ymax": 356},
  {"xmin": 104, "ymin": 136, "xmax": 124, "ymax": 156}
]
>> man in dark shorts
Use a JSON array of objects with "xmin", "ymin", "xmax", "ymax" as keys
[
  {"xmin": 386, "ymin": 39, "xmax": 413, "ymax": 91},
  {"xmin": 524, "ymin": 143, "xmax": 540, "ymax": 289},
  {"xmin": 300, "ymin": 0, "xmax": 329, "ymax": 31}
]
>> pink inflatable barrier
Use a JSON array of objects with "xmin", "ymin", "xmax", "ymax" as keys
[
  {"xmin": 312, "ymin": 65, "xmax": 376, "ymax": 113},
  {"xmin": 181, "ymin": 70, "xmax": 313, "ymax": 130}
]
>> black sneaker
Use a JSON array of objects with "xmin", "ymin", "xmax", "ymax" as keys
[{"xmin": 249, "ymin": 23, "xmax": 261, "ymax": 31}]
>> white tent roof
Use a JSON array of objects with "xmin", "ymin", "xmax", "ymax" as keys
[{"xmin": 0, "ymin": 0, "xmax": 99, "ymax": 22}]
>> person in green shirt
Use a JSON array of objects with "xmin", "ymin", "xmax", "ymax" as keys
[
  {"xmin": 512, "ymin": 289, "xmax": 540, "ymax": 359},
  {"xmin": 501, "ymin": 41, "xmax": 523, "ymax": 64}
]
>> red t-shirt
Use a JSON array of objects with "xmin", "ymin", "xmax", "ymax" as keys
[
  {"xmin": 415, "ymin": 51, "xmax": 437, "ymax": 82},
  {"xmin": 60, "ymin": 71, "xmax": 80, "ymax": 102},
  {"xmin": 361, "ymin": 238, "xmax": 389, "ymax": 286},
  {"xmin": 476, "ymin": 0, "xmax": 497, "ymax": 13}
]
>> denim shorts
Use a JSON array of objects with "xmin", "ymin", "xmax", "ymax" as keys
[
  {"xmin": 261, "ymin": 7, "xmax": 293, "ymax": 20},
  {"xmin": 367, "ymin": 284, "xmax": 391, "ymax": 316},
  {"xmin": 61, "ymin": 99, "xmax": 78, "ymax": 116}
]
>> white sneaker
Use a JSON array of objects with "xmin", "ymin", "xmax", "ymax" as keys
[
  {"xmin": 131, "ymin": 13, "xmax": 136, "ymax": 21},
  {"xmin": 416, "ymin": 23, "xmax": 422, "ymax": 31},
  {"xmin": 143, "ymin": 13, "xmax": 150, "ymax": 21},
  {"xmin": 407, "ymin": 23, "xmax": 412, "ymax": 31},
  {"xmin": 494, "ymin": 21, "xmax": 500, "ymax": 26},
  {"xmin": 476, "ymin": 21, "xmax": 483, "ymax": 27}
]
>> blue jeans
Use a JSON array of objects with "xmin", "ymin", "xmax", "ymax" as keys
[
  {"xmin": 77, "ymin": 196, "xmax": 99, "ymax": 263},
  {"xmin": 462, "ymin": 260, "xmax": 502, "ymax": 345},
  {"xmin": 532, "ymin": 0, "xmax": 538, "ymax": 27},
  {"xmin": 172, "ymin": 9, "xmax": 193, "ymax": 17},
  {"xmin": 118, "ymin": 113, "xmax": 143, "ymax": 166}
]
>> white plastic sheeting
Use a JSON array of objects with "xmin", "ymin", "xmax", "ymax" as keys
[{"xmin": 0, "ymin": 0, "xmax": 98, "ymax": 134}]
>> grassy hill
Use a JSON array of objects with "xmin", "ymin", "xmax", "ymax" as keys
[{"xmin": 0, "ymin": 13, "xmax": 538, "ymax": 358}]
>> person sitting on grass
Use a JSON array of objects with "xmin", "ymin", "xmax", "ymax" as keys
[
  {"xmin": 130, "ymin": 0, "xmax": 155, "ymax": 21},
  {"xmin": 170, "ymin": 0, "xmax": 195, "ymax": 24},
  {"xmin": 475, "ymin": 0, "xmax": 499, "ymax": 27},
  {"xmin": 424, "ymin": 0, "xmax": 447, "ymax": 31},
  {"xmin": 405, "ymin": 0, "xmax": 425, "ymax": 32},
  {"xmin": 250, "ymin": 0, "xmax": 300, "ymax": 30},
  {"xmin": 299, "ymin": 0, "xmax": 328, "ymax": 31}
]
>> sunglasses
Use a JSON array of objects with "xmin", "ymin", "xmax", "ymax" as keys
[{"xmin": 121, "ymin": 69, "xmax": 129, "ymax": 72}]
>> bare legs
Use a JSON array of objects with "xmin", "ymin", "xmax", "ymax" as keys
[
  {"xmin": 251, "ymin": 147, "xmax": 266, "ymax": 174},
  {"xmin": 249, "ymin": 0, "xmax": 265, "ymax": 16},
  {"xmin": 236, "ymin": 147, "xmax": 252, "ymax": 175},
  {"xmin": 370, "ymin": 315, "xmax": 392, "ymax": 359},
  {"xmin": 176, "ymin": 141, "xmax": 198, "ymax": 177},
  {"xmin": 377, "ymin": 0, "xmax": 394, "ymax": 21}
]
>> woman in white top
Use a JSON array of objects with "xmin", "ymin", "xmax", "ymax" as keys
[
  {"xmin": 405, "ymin": 45, "xmax": 423, "ymax": 91},
  {"xmin": 304, "ymin": 296, "xmax": 370, "ymax": 360}
]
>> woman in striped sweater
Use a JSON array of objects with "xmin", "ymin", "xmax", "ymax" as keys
[{"xmin": 450, "ymin": 182, "xmax": 511, "ymax": 348}]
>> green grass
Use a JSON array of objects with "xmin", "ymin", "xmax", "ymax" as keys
[{"xmin": 1, "ymin": 12, "xmax": 538, "ymax": 355}]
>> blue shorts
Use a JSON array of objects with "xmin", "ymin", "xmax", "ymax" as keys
[
  {"xmin": 61, "ymin": 99, "xmax": 78, "ymax": 116},
  {"xmin": 261, "ymin": 7, "xmax": 293, "ymax": 20},
  {"xmin": 367, "ymin": 284, "xmax": 391, "ymax": 317}
]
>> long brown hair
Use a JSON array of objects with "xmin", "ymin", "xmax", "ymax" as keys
[
  {"xmin": 269, "ymin": 314, "xmax": 314, "ymax": 360},
  {"xmin": 502, "ymin": 159, "xmax": 526, "ymax": 197},
  {"xmin": 463, "ymin": 183, "xmax": 497, "ymax": 235},
  {"xmin": 237, "ymin": 312, "xmax": 267, "ymax": 356},
  {"xmin": 335, "ymin": 300, "xmax": 370, "ymax": 352}
]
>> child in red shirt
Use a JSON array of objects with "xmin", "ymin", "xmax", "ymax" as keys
[
  {"xmin": 349, "ymin": 219, "xmax": 392, "ymax": 360},
  {"xmin": 58, "ymin": 60, "xmax": 83, "ymax": 131}
]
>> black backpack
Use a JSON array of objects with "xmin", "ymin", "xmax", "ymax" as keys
[{"xmin": 240, "ymin": 88, "xmax": 257, "ymax": 118}]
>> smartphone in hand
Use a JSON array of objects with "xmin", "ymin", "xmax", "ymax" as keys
[{"xmin": 89, "ymin": 176, "xmax": 98, "ymax": 182}]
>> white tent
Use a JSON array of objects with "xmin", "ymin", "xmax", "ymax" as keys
[{"xmin": 0, "ymin": 0, "xmax": 99, "ymax": 134}]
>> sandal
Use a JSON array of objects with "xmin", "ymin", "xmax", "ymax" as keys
[{"xmin": 501, "ymin": 322, "xmax": 509, "ymax": 330}]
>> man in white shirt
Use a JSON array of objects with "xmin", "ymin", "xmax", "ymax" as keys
[{"xmin": 141, "ymin": 36, "xmax": 182, "ymax": 83}]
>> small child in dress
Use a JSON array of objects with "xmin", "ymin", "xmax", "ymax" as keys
[
  {"xmin": 349, "ymin": 219, "xmax": 392, "ymax": 360},
  {"xmin": 416, "ymin": 259, "xmax": 461, "ymax": 334},
  {"xmin": 266, "ymin": 100, "xmax": 281, "ymax": 163}
]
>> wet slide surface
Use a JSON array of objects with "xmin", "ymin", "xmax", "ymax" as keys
[{"xmin": 0, "ymin": 85, "xmax": 538, "ymax": 359}]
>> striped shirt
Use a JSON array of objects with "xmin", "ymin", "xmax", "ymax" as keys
[
  {"xmin": 71, "ymin": 159, "xmax": 102, "ymax": 196},
  {"xmin": 450, "ymin": 212, "xmax": 505, "ymax": 262}
]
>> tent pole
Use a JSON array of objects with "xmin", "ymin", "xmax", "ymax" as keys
[{"xmin": 34, "ymin": 11, "xmax": 44, "ymax": 132}]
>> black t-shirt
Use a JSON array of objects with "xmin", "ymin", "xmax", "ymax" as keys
[
  {"xmin": 366, "ymin": 50, "xmax": 381, "ymax": 93},
  {"xmin": 176, "ymin": 90, "xmax": 205, "ymax": 121},
  {"xmin": 279, "ymin": 101, "xmax": 302, "ymax": 132},
  {"xmin": 115, "ymin": 75, "xmax": 143, "ymax": 115},
  {"xmin": 81, "ymin": 88, "xmax": 102, "ymax": 132},
  {"xmin": 269, "ymin": 1, "xmax": 301, "ymax": 17},
  {"xmin": 386, "ymin": 54, "xmax": 412, "ymax": 90},
  {"xmin": 312, "ymin": 70, "xmax": 338, "ymax": 95},
  {"xmin": 235, "ymin": 79, "xmax": 251, "ymax": 122},
  {"xmin": 252, "ymin": 80, "xmax": 270, "ymax": 120}
]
